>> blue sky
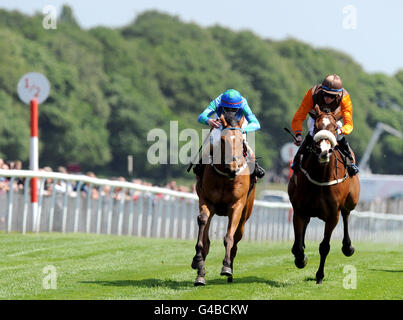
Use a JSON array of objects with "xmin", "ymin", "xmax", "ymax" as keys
[{"xmin": 1, "ymin": 0, "xmax": 402, "ymax": 75}]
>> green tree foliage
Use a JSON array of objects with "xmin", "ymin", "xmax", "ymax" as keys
[{"xmin": 0, "ymin": 7, "xmax": 402, "ymax": 180}]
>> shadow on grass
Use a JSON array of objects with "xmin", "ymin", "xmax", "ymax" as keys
[
  {"xmin": 80, "ymin": 279, "xmax": 191, "ymax": 290},
  {"xmin": 208, "ymin": 276, "xmax": 291, "ymax": 288},
  {"xmin": 304, "ymin": 277, "xmax": 317, "ymax": 282},
  {"xmin": 80, "ymin": 276, "xmax": 290, "ymax": 289},
  {"xmin": 368, "ymin": 268, "xmax": 403, "ymax": 273}
]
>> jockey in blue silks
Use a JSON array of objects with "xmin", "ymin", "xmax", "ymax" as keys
[{"xmin": 193, "ymin": 89, "xmax": 265, "ymax": 179}]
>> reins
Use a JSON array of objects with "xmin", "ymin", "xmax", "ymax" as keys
[
  {"xmin": 210, "ymin": 161, "xmax": 248, "ymax": 179},
  {"xmin": 302, "ymin": 130, "xmax": 349, "ymax": 187},
  {"xmin": 300, "ymin": 166, "xmax": 348, "ymax": 187}
]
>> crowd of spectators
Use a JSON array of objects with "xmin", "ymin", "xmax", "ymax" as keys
[
  {"xmin": 0, "ymin": 158, "xmax": 196, "ymax": 201},
  {"xmin": 0, "ymin": 158, "xmax": 25, "ymax": 194}
]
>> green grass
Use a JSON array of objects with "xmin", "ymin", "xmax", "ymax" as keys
[{"xmin": 0, "ymin": 233, "xmax": 401, "ymax": 300}]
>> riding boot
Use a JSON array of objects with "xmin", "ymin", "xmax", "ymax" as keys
[
  {"xmin": 291, "ymin": 134, "xmax": 313, "ymax": 173},
  {"xmin": 243, "ymin": 142, "xmax": 265, "ymax": 179},
  {"xmin": 337, "ymin": 137, "xmax": 359, "ymax": 177},
  {"xmin": 254, "ymin": 160, "xmax": 265, "ymax": 179}
]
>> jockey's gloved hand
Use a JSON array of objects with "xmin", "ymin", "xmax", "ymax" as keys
[
  {"xmin": 294, "ymin": 133, "xmax": 302, "ymax": 146},
  {"xmin": 208, "ymin": 119, "xmax": 221, "ymax": 129},
  {"xmin": 336, "ymin": 128, "xmax": 344, "ymax": 136}
]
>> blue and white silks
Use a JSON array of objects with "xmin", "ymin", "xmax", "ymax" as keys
[{"xmin": 197, "ymin": 94, "xmax": 261, "ymax": 133}]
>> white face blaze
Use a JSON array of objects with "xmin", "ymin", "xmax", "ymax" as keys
[
  {"xmin": 319, "ymin": 140, "xmax": 331, "ymax": 153},
  {"xmin": 322, "ymin": 117, "xmax": 331, "ymax": 128},
  {"xmin": 319, "ymin": 140, "xmax": 332, "ymax": 163}
]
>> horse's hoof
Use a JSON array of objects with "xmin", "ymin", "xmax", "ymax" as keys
[
  {"xmin": 220, "ymin": 266, "xmax": 233, "ymax": 277},
  {"xmin": 342, "ymin": 245, "xmax": 355, "ymax": 257},
  {"xmin": 294, "ymin": 255, "xmax": 308, "ymax": 269},
  {"xmin": 316, "ymin": 271, "xmax": 324, "ymax": 284},
  {"xmin": 194, "ymin": 276, "xmax": 206, "ymax": 286},
  {"xmin": 227, "ymin": 276, "xmax": 233, "ymax": 283}
]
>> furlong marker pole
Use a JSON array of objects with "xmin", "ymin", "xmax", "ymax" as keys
[
  {"xmin": 17, "ymin": 72, "xmax": 50, "ymax": 233},
  {"xmin": 30, "ymin": 98, "xmax": 39, "ymax": 232}
]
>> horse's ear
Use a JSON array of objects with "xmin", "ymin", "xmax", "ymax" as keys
[
  {"xmin": 219, "ymin": 114, "xmax": 227, "ymax": 127},
  {"xmin": 314, "ymin": 104, "xmax": 321, "ymax": 115},
  {"xmin": 239, "ymin": 116, "xmax": 244, "ymax": 128},
  {"xmin": 333, "ymin": 106, "xmax": 342, "ymax": 121}
]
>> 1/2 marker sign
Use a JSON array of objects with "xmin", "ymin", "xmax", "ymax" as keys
[
  {"xmin": 17, "ymin": 72, "xmax": 50, "ymax": 105},
  {"xmin": 16, "ymin": 72, "xmax": 50, "ymax": 233}
]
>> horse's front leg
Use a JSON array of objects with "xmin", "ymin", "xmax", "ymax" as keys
[
  {"xmin": 341, "ymin": 210, "xmax": 355, "ymax": 257},
  {"xmin": 292, "ymin": 211, "xmax": 310, "ymax": 269},
  {"xmin": 192, "ymin": 201, "xmax": 213, "ymax": 286},
  {"xmin": 316, "ymin": 213, "xmax": 339, "ymax": 284},
  {"xmin": 221, "ymin": 202, "xmax": 243, "ymax": 279}
]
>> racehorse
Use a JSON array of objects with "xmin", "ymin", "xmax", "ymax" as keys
[
  {"xmin": 191, "ymin": 109, "xmax": 256, "ymax": 286},
  {"xmin": 288, "ymin": 105, "xmax": 360, "ymax": 284}
]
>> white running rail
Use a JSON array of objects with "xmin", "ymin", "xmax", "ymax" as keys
[{"xmin": 0, "ymin": 169, "xmax": 402, "ymax": 243}]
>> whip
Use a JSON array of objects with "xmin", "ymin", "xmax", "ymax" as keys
[{"xmin": 283, "ymin": 127, "xmax": 298, "ymax": 143}]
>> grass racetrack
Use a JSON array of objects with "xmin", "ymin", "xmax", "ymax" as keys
[{"xmin": 0, "ymin": 233, "xmax": 401, "ymax": 300}]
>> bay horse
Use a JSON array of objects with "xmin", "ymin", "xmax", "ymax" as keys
[
  {"xmin": 191, "ymin": 109, "xmax": 256, "ymax": 286},
  {"xmin": 288, "ymin": 105, "xmax": 360, "ymax": 284}
]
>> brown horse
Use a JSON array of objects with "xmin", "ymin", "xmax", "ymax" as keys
[
  {"xmin": 288, "ymin": 105, "xmax": 360, "ymax": 284},
  {"xmin": 191, "ymin": 109, "xmax": 256, "ymax": 286}
]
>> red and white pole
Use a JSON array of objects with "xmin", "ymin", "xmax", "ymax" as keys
[
  {"xmin": 30, "ymin": 98, "xmax": 39, "ymax": 231},
  {"xmin": 17, "ymin": 73, "xmax": 49, "ymax": 233}
]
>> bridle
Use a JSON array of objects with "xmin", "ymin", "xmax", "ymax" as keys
[
  {"xmin": 300, "ymin": 166, "xmax": 348, "ymax": 187},
  {"xmin": 301, "ymin": 117, "xmax": 348, "ymax": 186},
  {"xmin": 210, "ymin": 127, "xmax": 248, "ymax": 179}
]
